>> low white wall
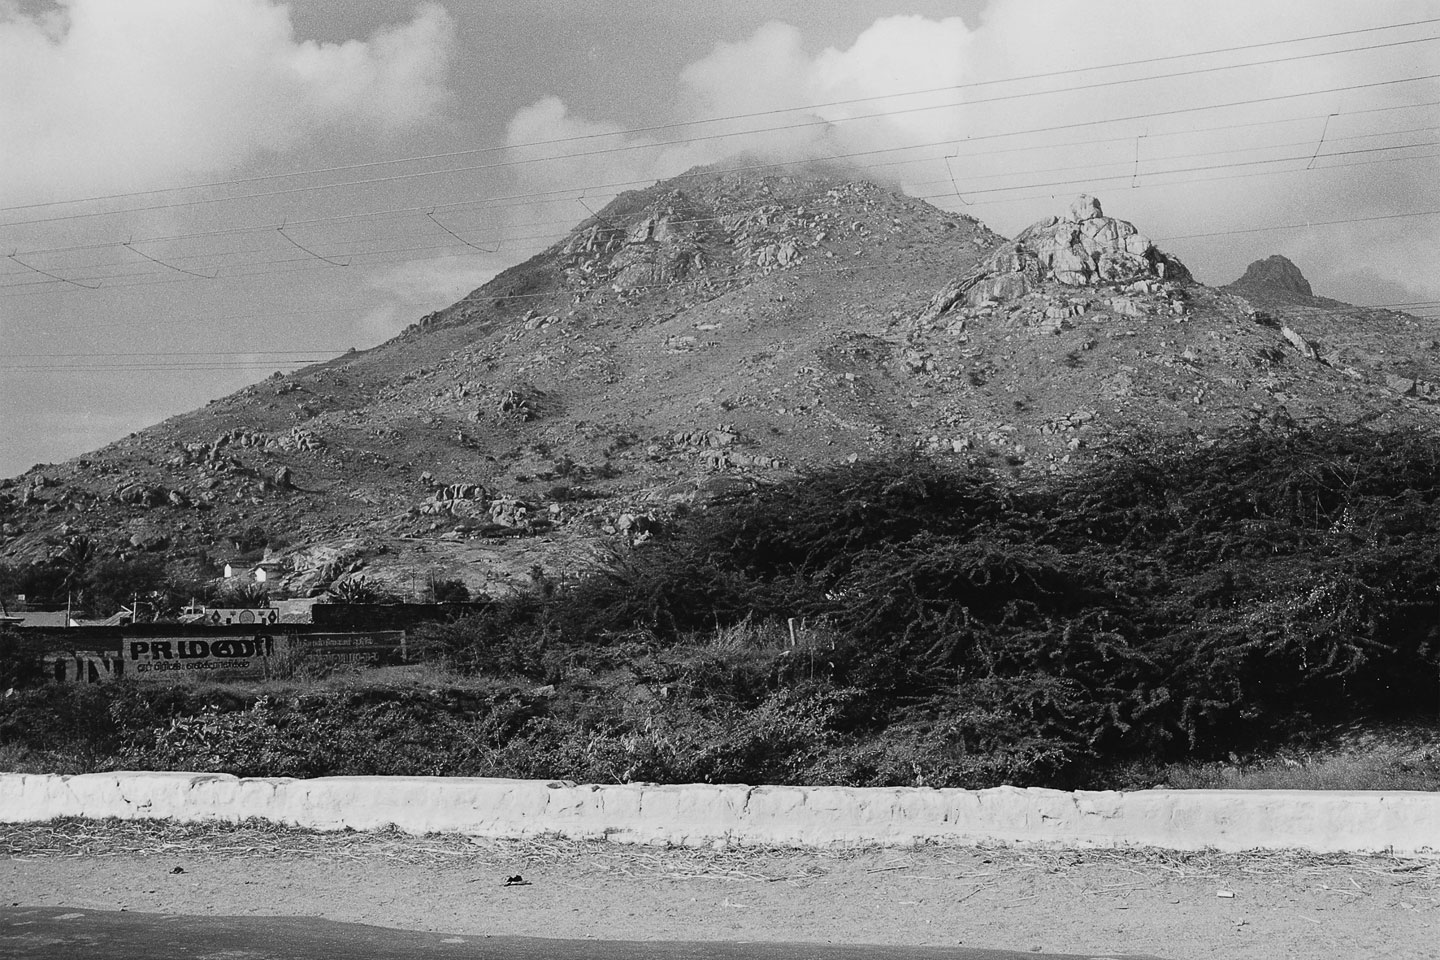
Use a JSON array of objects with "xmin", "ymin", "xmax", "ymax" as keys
[{"xmin": 1, "ymin": 772, "xmax": 1436, "ymax": 855}]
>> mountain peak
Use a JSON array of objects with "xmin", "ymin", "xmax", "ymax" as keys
[
  {"xmin": 1229, "ymin": 254, "xmax": 1314, "ymax": 298},
  {"xmin": 7, "ymin": 175, "xmax": 1440, "ymax": 599},
  {"xmin": 410, "ymin": 162, "xmax": 970, "ymax": 334}
]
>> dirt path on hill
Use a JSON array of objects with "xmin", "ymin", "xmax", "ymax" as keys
[{"xmin": 0, "ymin": 821, "xmax": 1434, "ymax": 960}]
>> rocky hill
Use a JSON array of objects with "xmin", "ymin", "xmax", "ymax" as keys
[
  {"xmin": 3, "ymin": 163, "xmax": 1437, "ymax": 597},
  {"xmin": 1227, "ymin": 253, "xmax": 1314, "ymax": 299}
]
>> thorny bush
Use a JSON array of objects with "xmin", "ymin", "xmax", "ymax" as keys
[{"xmin": 4, "ymin": 425, "xmax": 1440, "ymax": 788}]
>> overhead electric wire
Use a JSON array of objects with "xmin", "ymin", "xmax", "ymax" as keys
[
  {"xmin": 10, "ymin": 115, "xmax": 1436, "ymax": 287},
  {"xmin": 8, "ymin": 75, "xmax": 1440, "ymax": 275},
  {"xmin": 18, "ymin": 198, "xmax": 1440, "ymax": 330},
  {"xmin": 933, "ymin": 137, "xmax": 1440, "ymax": 199},
  {"xmin": 4, "ymin": 31, "xmax": 1438, "ymax": 229},
  {"xmin": 937, "ymin": 124, "xmax": 1440, "ymax": 188},
  {"xmin": 3, "ymin": 126, "xmax": 1436, "ymax": 297},
  {"xmin": 5, "ymin": 349, "xmax": 348, "ymax": 358},
  {"xmin": 5, "ymin": 83, "xmax": 1439, "ymax": 300},
  {"xmin": 942, "ymin": 102, "xmax": 1440, "ymax": 163},
  {"xmin": 1, "ymin": 363, "xmax": 329, "ymax": 370},
  {"xmin": 8, "ymin": 198, "xmax": 1440, "ymax": 364},
  {"xmin": 2, "ymin": 365, "xmax": 328, "ymax": 374},
  {"xmin": 6, "ymin": 14, "xmax": 1438, "ymax": 216},
  {"xmin": 938, "ymin": 147, "xmax": 1440, "ymax": 209},
  {"xmin": 6, "ymin": 252, "xmax": 99, "ymax": 290},
  {"xmin": 14, "ymin": 86, "xmax": 1440, "ymax": 264},
  {"xmin": 0, "ymin": 352, "xmax": 340, "ymax": 364},
  {"xmin": 22, "ymin": 303, "xmax": 386, "ymax": 334},
  {"xmin": 6, "ymin": 159, "xmax": 1439, "ymax": 302},
  {"xmin": 1163, "ymin": 208, "xmax": 1440, "ymax": 241},
  {"xmin": 8, "ymin": 163, "xmax": 1439, "ymax": 304}
]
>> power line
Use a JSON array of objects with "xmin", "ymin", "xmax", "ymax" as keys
[
  {"xmin": 3, "ymin": 130, "xmax": 1435, "ymax": 297},
  {"xmin": 1162, "ymin": 208, "xmax": 1440, "ymax": 241},
  {"xmin": 277, "ymin": 224, "xmax": 349, "ymax": 267},
  {"xmin": 3, "ymin": 108, "xmax": 1432, "ymax": 301},
  {"xmin": 8, "ymin": 75, "xmax": 1440, "ymax": 268},
  {"xmin": 0, "ymin": 362, "xmax": 327, "ymax": 372},
  {"xmin": 942, "ymin": 138, "xmax": 1440, "ymax": 199},
  {"xmin": 4, "ymin": 32, "xmax": 1437, "ymax": 229},
  {"xmin": 121, "ymin": 240, "xmax": 216, "ymax": 280},
  {"xmin": 5, "ymin": 349, "xmax": 347, "ymax": 358},
  {"xmin": 7, "ymin": 252, "xmax": 99, "ymax": 290},
  {"xmin": 943, "ymin": 101, "xmax": 1440, "ymax": 163},
  {"xmin": 7, "ymin": 157, "xmax": 1438, "ymax": 306},
  {"xmin": 6, "ymin": 202, "xmax": 1439, "ymax": 358},
  {"xmin": 15, "ymin": 115, "xmax": 1437, "ymax": 283},
  {"xmin": 389, "ymin": 205, "xmax": 1440, "ymax": 313},
  {"xmin": 23, "ymin": 303, "xmax": 387, "ymax": 334},
  {"xmin": 938, "ymin": 148, "xmax": 1440, "ymax": 209},
  {"xmin": 7, "ymin": 14, "xmax": 1437, "ymax": 215},
  {"xmin": 4, "ymin": 95, "xmax": 1438, "ymax": 301},
  {"xmin": 943, "ymin": 125, "xmax": 1440, "ymax": 189}
]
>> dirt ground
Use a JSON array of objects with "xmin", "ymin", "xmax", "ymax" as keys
[{"xmin": 0, "ymin": 820, "xmax": 1434, "ymax": 959}]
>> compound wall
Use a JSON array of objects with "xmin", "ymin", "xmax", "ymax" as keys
[{"xmin": 1, "ymin": 772, "xmax": 1435, "ymax": 855}]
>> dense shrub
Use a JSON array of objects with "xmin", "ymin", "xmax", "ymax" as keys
[
  {"xmin": 537, "ymin": 424, "xmax": 1440, "ymax": 781},
  {"xmin": 0, "ymin": 626, "xmax": 46, "ymax": 691},
  {"xmin": 5, "ymin": 424, "xmax": 1440, "ymax": 788},
  {"xmin": 409, "ymin": 592, "xmax": 554, "ymax": 678}
]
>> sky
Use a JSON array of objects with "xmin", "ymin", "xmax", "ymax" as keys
[{"xmin": 3, "ymin": 0, "xmax": 1439, "ymax": 477}]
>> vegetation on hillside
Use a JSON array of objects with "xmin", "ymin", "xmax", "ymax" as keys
[{"xmin": 4, "ymin": 423, "xmax": 1439, "ymax": 788}]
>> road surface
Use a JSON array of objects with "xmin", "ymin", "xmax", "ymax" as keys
[{"xmin": 0, "ymin": 907, "xmax": 1161, "ymax": 960}]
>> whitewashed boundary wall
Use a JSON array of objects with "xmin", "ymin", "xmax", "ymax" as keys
[{"xmin": 1, "ymin": 773, "xmax": 1436, "ymax": 855}]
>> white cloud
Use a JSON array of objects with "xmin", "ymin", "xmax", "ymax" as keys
[
  {"xmin": 357, "ymin": 255, "xmax": 512, "ymax": 344},
  {"xmin": 0, "ymin": 0, "xmax": 456, "ymax": 205},
  {"xmin": 499, "ymin": 1, "xmax": 1440, "ymax": 304},
  {"xmin": 352, "ymin": 302, "xmax": 408, "ymax": 344},
  {"xmin": 365, "ymin": 256, "xmax": 503, "ymax": 306},
  {"xmin": 503, "ymin": 97, "xmax": 690, "ymax": 213}
]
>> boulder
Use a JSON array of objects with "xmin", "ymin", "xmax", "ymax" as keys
[
  {"xmin": 489, "ymin": 498, "xmax": 531, "ymax": 527},
  {"xmin": 499, "ymin": 389, "xmax": 533, "ymax": 419},
  {"xmin": 1068, "ymin": 194, "xmax": 1104, "ymax": 221},
  {"xmin": 1281, "ymin": 326, "xmax": 1318, "ymax": 360},
  {"xmin": 1386, "ymin": 374, "xmax": 1418, "ymax": 396},
  {"xmin": 922, "ymin": 196, "xmax": 1192, "ymax": 318},
  {"xmin": 115, "ymin": 483, "xmax": 163, "ymax": 508},
  {"xmin": 449, "ymin": 499, "xmax": 487, "ymax": 520}
]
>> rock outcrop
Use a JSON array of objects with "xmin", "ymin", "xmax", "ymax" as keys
[
  {"xmin": 565, "ymin": 192, "xmax": 710, "ymax": 291},
  {"xmin": 924, "ymin": 195, "xmax": 1192, "ymax": 319},
  {"xmin": 1228, "ymin": 254, "xmax": 1314, "ymax": 298}
]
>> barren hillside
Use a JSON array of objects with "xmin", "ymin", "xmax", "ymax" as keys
[{"xmin": 3, "ymin": 163, "xmax": 1436, "ymax": 596}]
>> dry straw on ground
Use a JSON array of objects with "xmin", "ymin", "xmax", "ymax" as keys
[{"xmin": 2, "ymin": 817, "xmax": 1435, "ymax": 891}]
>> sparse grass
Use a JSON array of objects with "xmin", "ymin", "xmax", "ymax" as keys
[
  {"xmin": 1113, "ymin": 721, "xmax": 1440, "ymax": 792},
  {"xmin": 141, "ymin": 659, "xmax": 492, "ymax": 698},
  {"xmin": 699, "ymin": 615, "xmax": 833, "ymax": 654},
  {"xmin": 700, "ymin": 614, "xmax": 784, "ymax": 651},
  {"xmin": 1157, "ymin": 754, "xmax": 1440, "ymax": 792}
]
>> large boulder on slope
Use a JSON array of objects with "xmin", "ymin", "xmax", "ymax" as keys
[{"xmin": 924, "ymin": 195, "xmax": 1193, "ymax": 318}]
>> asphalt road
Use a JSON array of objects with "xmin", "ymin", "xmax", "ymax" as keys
[{"xmin": 0, "ymin": 907, "xmax": 1164, "ymax": 960}]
